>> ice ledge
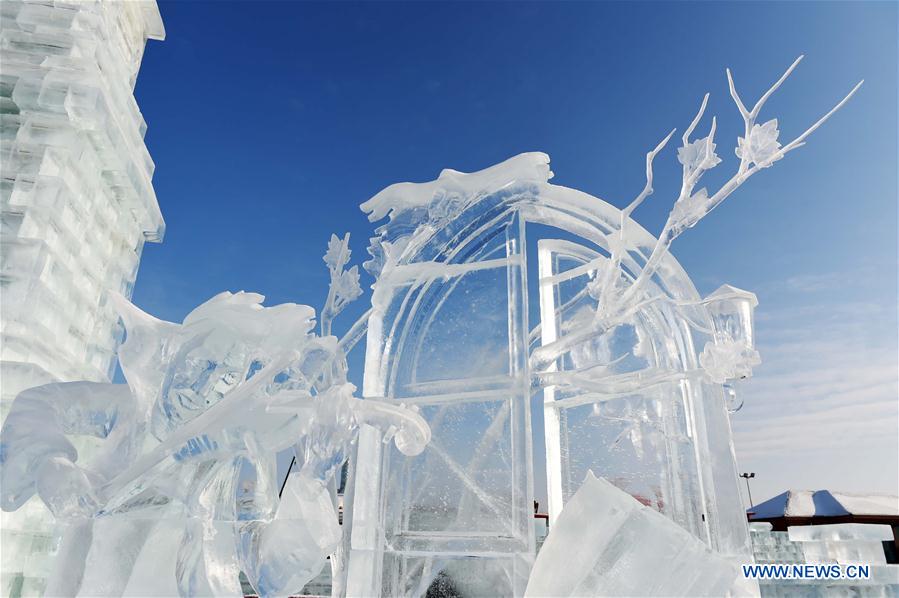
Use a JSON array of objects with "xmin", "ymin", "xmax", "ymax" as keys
[
  {"xmin": 361, "ymin": 152, "xmax": 553, "ymax": 223},
  {"xmin": 140, "ymin": 1, "xmax": 166, "ymax": 41}
]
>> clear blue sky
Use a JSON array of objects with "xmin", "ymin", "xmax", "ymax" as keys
[{"xmin": 133, "ymin": 1, "xmax": 898, "ymax": 505}]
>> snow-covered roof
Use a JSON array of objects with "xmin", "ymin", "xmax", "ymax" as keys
[
  {"xmin": 831, "ymin": 492, "xmax": 899, "ymax": 516},
  {"xmin": 749, "ymin": 490, "xmax": 899, "ymax": 519}
]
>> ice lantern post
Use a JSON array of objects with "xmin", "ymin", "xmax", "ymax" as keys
[{"xmin": 699, "ymin": 284, "xmax": 761, "ymax": 409}]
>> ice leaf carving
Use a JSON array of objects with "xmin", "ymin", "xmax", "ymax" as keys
[
  {"xmin": 668, "ymin": 187, "xmax": 710, "ymax": 233},
  {"xmin": 677, "ymin": 136, "xmax": 721, "ymax": 174},
  {"xmin": 536, "ymin": 58, "xmax": 860, "ymax": 379},
  {"xmin": 596, "ymin": 58, "xmax": 860, "ymax": 325},
  {"xmin": 735, "ymin": 119, "xmax": 782, "ymax": 168},
  {"xmin": 323, "ymin": 233, "xmax": 351, "ymax": 272},
  {"xmin": 333, "ymin": 266, "xmax": 362, "ymax": 308}
]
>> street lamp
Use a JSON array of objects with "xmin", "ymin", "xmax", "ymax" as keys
[{"xmin": 740, "ymin": 472, "xmax": 756, "ymax": 507}]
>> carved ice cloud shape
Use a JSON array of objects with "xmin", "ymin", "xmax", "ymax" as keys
[
  {"xmin": 360, "ymin": 152, "xmax": 553, "ymax": 222},
  {"xmin": 360, "ymin": 152, "xmax": 553, "ymax": 278}
]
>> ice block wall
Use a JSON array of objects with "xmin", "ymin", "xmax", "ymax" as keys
[
  {"xmin": 750, "ymin": 523, "xmax": 899, "ymax": 596},
  {"xmin": 0, "ymin": 1, "xmax": 164, "ymax": 595}
]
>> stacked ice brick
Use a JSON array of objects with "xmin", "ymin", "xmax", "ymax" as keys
[
  {"xmin": 0, "ymin": 1, "xmax": 164, "ymax": 595},
  {"xmin": 750, "ymin": 522, "xmax": 899, "ymax": 597},
  {"xmin": 750, "ymin": 522, "xmax": 806, "ymax": 564},
  {"xmin": 790, "ymin": 524, "xmax": 894, "ymax": 566}
]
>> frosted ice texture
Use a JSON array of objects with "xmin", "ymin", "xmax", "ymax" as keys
[
  {"xmin": 0, "ymin": 291, "xmax": 429, "ymax": 597},
  {"xmin": 1, "ymin": 1, "xmax": 166, "ymax": 595},
  {"xmin": 525, "ymin": 472, "xmax": 738, "ymax": 597}
]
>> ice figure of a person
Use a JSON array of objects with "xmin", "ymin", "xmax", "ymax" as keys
[{"xmin": 0, "ymin": 291, "xmax": 429, "ymax": 597}]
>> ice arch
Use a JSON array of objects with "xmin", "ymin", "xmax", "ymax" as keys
[{"xmin": 344, "ymin": 154, "xmax": 751, "ymax": 597}]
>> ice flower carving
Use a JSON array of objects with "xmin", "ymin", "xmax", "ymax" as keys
[
  {"xmin": 677, "ymin": 136, "xmax": 721, "ymax": 174},
  {"xmin": 699, "ymin": 339, "xmax": 761, "ymax": 383},
  {"xmin": 735, "ymin": 119, "xmax": 782, "ymax": 168}
]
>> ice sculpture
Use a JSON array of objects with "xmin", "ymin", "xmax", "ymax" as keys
[
  {"xmin": 1, "ymin": 53, "xmax": 861, "ymax": 598},
  {"xmin": 345, "ymin": 56, "xmax": 860, "ymax": 596},
  {"xmin": 0, "ymin": 1, "xmax": 166, "ymax": 593},
  {"xmin": 0, "ymin": 284, "xmax": 429, "ymax": 597},
  {"xmin": 525, "ymin": 472, "xmax": 738, "ymax": 597}
]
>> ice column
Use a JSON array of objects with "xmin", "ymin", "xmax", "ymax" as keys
[{"xmin": 0, "ymin": 2, "xmax": 165, "ymax": 596}]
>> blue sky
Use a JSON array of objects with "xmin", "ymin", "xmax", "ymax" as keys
[{"xmin": 133, "ymin": 1, "xmax": 898, "ymax": 506}]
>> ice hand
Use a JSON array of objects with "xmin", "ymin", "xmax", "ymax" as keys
[{"xmin": 35, "ymin": 456, "xmax": 99, "ymax": 520}]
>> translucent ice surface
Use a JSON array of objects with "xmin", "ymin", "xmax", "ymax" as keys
[{"xmin": 525, "ymin": 472, "xmax": 738, "ymax": 597}]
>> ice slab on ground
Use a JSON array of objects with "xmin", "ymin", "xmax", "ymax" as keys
[{"xmin": 525, "ymin": 472, "xmax": 738, "ymax": 597}]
